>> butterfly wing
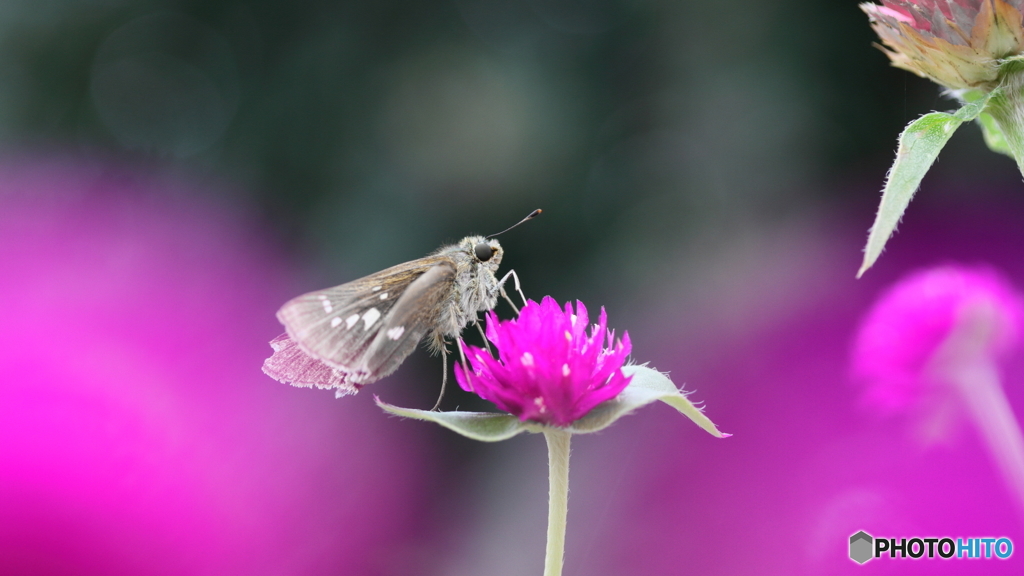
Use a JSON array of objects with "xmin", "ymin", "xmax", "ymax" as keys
[
  {"xmin": 262, "ymin": 333, "xmax": 359, "ymax": 394},
  {"xmin": 354, "ymin": 262, "xmax": 458, "ymax": 379},
  {"xmin": 266, "ymin": 257, "xmax": 455, "ymax": 391}
]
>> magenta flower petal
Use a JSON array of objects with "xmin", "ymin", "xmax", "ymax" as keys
[
  {"xmin": 851, "ymin": 265, "xmax": 1024, "ymax": 411},
  {"xmin": 455, "ymin": 297, "xmax": 632, "ymax": 426}
]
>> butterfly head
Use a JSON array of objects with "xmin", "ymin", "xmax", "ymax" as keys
[{"xmin": 461, "ymin": 235, "xmax": 503, "ymax": 270}]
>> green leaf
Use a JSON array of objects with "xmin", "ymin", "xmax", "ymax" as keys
[
  {"xmin": 568, "ymin": 365, "xmax": 728, "ymax": 437},
  {"xmin": 375, "ymin": 397, "xmax": 537, "ymax": 441},
  {"xmin": 375, "ymin": 364, "xmax": 729, "ymax": 441},
  {"xmin": 858, "ymin": 95, "xmax": 991, "ymax": 278}
]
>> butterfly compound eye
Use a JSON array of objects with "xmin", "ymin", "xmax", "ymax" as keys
[{"xmin": 474, "ymin": 242, "xmax": 493, "ymax": 262}]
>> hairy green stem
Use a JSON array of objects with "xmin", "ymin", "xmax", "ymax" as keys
[
  {"xmin": 543, "ymin": 429, "xmax": 571, "ymax": 576},
  {"xmin": 986, "ymin": 62, "xmax": 1024, "ymax": 176}
]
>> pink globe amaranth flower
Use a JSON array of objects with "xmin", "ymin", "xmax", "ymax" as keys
[
  {"xmin": 862, "ymin": 0, "xmax": 1024, "ymax": 89},
  {"xmin": 454, "ymin": 297, "xmax": 632, "ymax": 427},
  {"xmin": 851, "ymin": 265, "xmax": 1024, "ymax": 411}
]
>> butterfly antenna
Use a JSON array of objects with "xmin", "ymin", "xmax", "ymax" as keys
[{"xmin": 487, "ymin": 208, "xmax": 542, "ymax": 239}]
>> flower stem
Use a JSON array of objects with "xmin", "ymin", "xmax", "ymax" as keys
[
  {"xmin": 932, "ymin": 301, "xmax": 1024, "ymax": 519},
  {"xmin": 543, "ymin": 428, "xmax": 572, "ymax": 576},
  {"xmin": 986, "ymin": 61, "xmax": 1024, "ymax": 176},
  {"xmin": 950, "ymin": 358, "xmax": 1024, "ymax": 519}
]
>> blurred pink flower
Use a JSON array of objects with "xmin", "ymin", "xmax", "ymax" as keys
[
  {"xmin": 0, "ymin": 156, "xmax": 429, "ymax": 575},
  {"xmin": 455, "ymin": 297, "xmax": 631, "ymax": 426},
  {"xmin": 851, "ymin": 265, "xmax": 1024, "ymax": 411}
]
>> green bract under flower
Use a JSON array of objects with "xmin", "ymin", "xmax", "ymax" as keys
[{"xmin": 376, "ymin": 364, "xmax": 728, "ymax": 441}]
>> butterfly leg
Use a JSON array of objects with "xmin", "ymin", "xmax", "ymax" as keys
[
  {"xmin": 499, "ymin": 287, "xmax": 519, "ymax": 315},
  {"xmin": 497, "ymin": 269, "xmax": 526, "ymax": 314},
  {"xmin": 504, "ymin": 268, "xmax": 528, "ymax": 305},
  {"xmin": 456, "ymin": 336, "xmax": 469, "ymax": 372},
  {"xmin": 431, "ymin": 346, "xmax": 448, "ymax": 411},
  {"xmin": 434, "ymin": 338, "xmax": 476, "ymax": 411},
  {"xmin": 473, "ymin": 317, "xmax": 493, "ymax": 355}
]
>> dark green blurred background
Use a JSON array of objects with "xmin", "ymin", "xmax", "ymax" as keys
[{"xmin": 1, "ymin": 0, "xmax": 990, "ymax": 272}]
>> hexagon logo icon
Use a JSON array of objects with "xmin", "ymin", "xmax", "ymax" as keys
[{"xmin": 850, "ymin": 531, "xmax": 873, "ymax": 564}]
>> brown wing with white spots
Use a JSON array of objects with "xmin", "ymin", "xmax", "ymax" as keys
[
  {"xmin": 274, "ymin": 256, "xmax": 453, "ymax": 383},
  {"xmin": 356, "ymin": 263, "xmax": 457, "ymax": 380}
]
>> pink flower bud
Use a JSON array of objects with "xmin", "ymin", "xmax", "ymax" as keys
[{"xmin": 862, "ymin": 0, "xmax": 1024, "ymax": 89}]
